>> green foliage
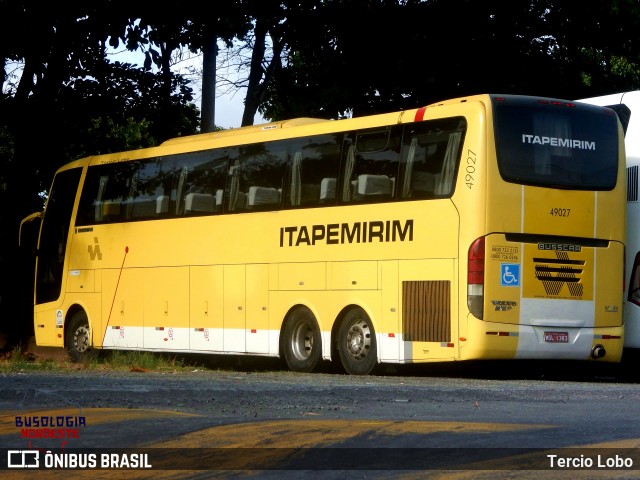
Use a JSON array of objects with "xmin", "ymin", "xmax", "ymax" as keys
[
  {"xmin": 56, "ymin": 60, "xmax": 199, "ymax": 155},
  {"xmin": 0, "ymin": 126, "xmax": 14, "ymax": 194},
  {"xmin": 97, "ymin": 350, "xmax": 188, "ymax": 372},
  {"xmin": 261, "ymin": 0, "xmax": 640, "ymax": 121},
  {"xmin": 86, "ymin": 117, "xmax": 154, "ymax": 155},
  {"xmin": 0, "ymin": 345, "xmax": 58, "ymax": 372},
  {"xmin": 0, "ymin": 4, "xmax": 203, "ymax": 344}
]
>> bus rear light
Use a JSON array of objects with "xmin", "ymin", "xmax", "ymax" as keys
[
  {"xmin": 537, "ymin": 99, "xmax": 576, "ymax": 108},
  {"xmin": 468, "ymin": 237, "xmax": 485, "ymax": 320}
]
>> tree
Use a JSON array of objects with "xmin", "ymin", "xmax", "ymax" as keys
[
  {"xmin": 128, "ymin": 1, "xmax": 252, "ymax": 132},
  {"xmin": 0, "ymin": 3, "xmax": 201, "ymax": 345},
  {"xmin": 189, "ymin": 0, "xmax": 322, "ymax": 127},
  {"xmin": 543, "ymin": 0, "xmax": 640, "ymax": 96},
  {"xmin": 259, "ymin": 0, "xmax": 640, "ymax": 121}
]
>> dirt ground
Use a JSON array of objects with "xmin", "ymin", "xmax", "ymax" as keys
[{"xmin": 0, "ymin": 333, "xmax": 69, "ymax": 363}]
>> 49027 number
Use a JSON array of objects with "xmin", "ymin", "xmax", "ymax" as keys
[
  {"xmin": 550, "ymin": 208, "xmax": 570, "ymax": 217},
  {"xmin": 465, "ymin": 149, "xmax": 477, "ymax": 189}
]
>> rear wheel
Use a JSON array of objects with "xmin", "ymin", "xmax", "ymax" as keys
[
  {"xmin": 282, "ymin": 307, "xmax": 322, "ymax": 373},
  {"xmin": 338, "ymin": 308, "xmax": 377, "ymax": 375},
  {"xmin": 65, "ymin": 311, "xmax": 93, "ymax": 363}
]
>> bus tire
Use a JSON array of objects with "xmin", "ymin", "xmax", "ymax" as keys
[
  {"xmin": 65, "ymin": 311, "xmax": 93, "ymax": 363},
  {"xmin": 282, "ymin": 307, "xmax": 322, "ymax": 373},
  {"xmin": 338, "ymin": 308, "xmax": 377, "ymax": 375}
]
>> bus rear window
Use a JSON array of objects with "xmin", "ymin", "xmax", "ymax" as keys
[{"xmin": 493, "ymin": 100, "xmax": 619, "ymax": 190}]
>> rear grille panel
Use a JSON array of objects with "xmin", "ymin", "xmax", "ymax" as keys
[{"xmin": 402, "ymin": 280, "xmax": 451, "ymax": 342}]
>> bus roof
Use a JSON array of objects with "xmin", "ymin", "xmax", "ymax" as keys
[{"xmin": 160, "ymin": 117, "xmax": 331, "ymax": 147}]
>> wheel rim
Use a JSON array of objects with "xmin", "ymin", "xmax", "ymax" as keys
[
  {"xmin": 73, "ymin": 325, "xmax": 90, "ymax": 353},
  {"xmin": 290, "ymin": 320, "xmax": 314, "ymax": 361},
  {"xmin": 346, "ymin": 318, "xmax": 371, "ymax": 361}
]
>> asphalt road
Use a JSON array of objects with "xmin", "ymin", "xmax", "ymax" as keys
[{"xmin": 1, "ymin": 357, "xmax": 639, "ymax": 479}]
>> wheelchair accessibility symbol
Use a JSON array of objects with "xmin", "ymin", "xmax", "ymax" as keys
[{"xmin": 500, "ymin": 263, "xmax": 520, "ymax": 287}]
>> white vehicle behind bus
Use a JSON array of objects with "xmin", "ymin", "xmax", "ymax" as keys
[{"xmin": 579, "ymin": 91, "xmax": 640, "ymax": 355}]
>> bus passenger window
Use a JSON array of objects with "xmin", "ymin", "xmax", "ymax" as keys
[
  {"xmin": 342, "ymin": 127, "xmax": 400, "ymax": 203},
  {"xmin": 125, "ymin": 158, "xmax": 177, "ymax": 219},
  {"xmin": 122, "ymin": 159, "xmax": 167, "ymax": 220},
  {"xmin": 174, "ymin": 150, "xmax": 228, "ymax": 216},
  {"xmin": 227, "ymin": 141, "xmax": 288, "ymax": 212},
  {"xmin": 285, "ymin": 134, "xmax": 342, "ymax": 208},
  {"xmin": 78, "ymin": 162, "xmax": 137, "ymax": 224},
  {"xmin": 399, "ymin": 118, "xmax": 466, "ymax": 199}
]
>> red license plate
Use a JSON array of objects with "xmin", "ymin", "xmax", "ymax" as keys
[{"xmin": 544, "ymin": 331, "xmax": 569, "ymax": 343}]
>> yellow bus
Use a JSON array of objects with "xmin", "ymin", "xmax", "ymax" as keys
[{"xmin": 26, "ymin": 93, "xmax": 626, "ymax": 375}]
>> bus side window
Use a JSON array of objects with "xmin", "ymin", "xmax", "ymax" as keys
[
  {"xmin": 75, "ymin": 173, "xmax": 105, "ymax": 225},
  {"xmin": 400, "ymin": 133, "xmax": 441, "ymax": 199},
  {"xmin": 125, "ymin": 159, "xmax": 176, "ymax": 220},
  {"xmin": 81, "ymin": 162, "xmax": 137, "ymax": 224},
  {"xmin": 399, "ymin": 118, "xmax": 466, "ymax": 199},
  {"xmin": 341, "ymin": 127, "xmax": 400, "ymax": 203},
  {"xmin": 175, "ymin": 150, "xmax": 228, "ymax": 216},
  {"xmin": 227, "ymin": 141, "xmax": 288, "ymax": 212},
  {"xmin": 286, "ymin": 134, "xmax": 342, "ymax": 208}
]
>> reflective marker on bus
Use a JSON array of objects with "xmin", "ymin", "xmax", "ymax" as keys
[{"xmin": 20, "ymin": 94, "xmax": 626, "ymax": 374}]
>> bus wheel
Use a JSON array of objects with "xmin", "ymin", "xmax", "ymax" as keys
[
  {"xmin": 65, "ymin": 311, "xmax": 92, "ymax": 363},
  {"xmin": 282, "ymin": 307, "xmax": 322, "ymax": 373},
  {"xmin": 338, "ymin": 308, "xmax": 377, "ymax": 375}
]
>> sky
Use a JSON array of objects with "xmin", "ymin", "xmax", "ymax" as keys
[{"xmin": 108, "ymin": 46, "xmax": 265, "ymax": 130}]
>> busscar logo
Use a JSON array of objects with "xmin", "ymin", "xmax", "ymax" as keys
[
  {"xmin": 537, "ymin": 242, "xmax": 582, "ymax": 253},
  {"xmin": 535, "ymin": 244, "xmax": 584, "ymax": 297}
]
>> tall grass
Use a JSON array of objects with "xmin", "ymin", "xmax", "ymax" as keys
[
  {"xmin": 0, "ymin": 345, "xmax": 193, "ymax": 372},
  {"xmin": 99, "ymin": 350, "xmax": 188, "ymax": 372},
  {"xmin": 0, "ymin": 345, "xmax": 59, "ymax": 371}
]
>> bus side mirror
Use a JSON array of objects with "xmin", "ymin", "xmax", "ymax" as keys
[{"xmin": 19, "ymin": 211, "xmax": 42, "ymax": 249}]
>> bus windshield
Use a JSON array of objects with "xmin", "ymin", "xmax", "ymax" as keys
[{"xmin": 493, "ymin": 98, "xmax": 619, "ymax": 190}]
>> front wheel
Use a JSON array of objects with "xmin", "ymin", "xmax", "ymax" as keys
[
  {"xmin": 282, "ymin": 307, "xmax": 322, "ymax": 373},
  {"xmin": 338, "ymin": 308, "xmax": 377, "ymax": 375},
  {"xmin": 65, "ymin": 311, "xmax": 93, "ymax": 363}
]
